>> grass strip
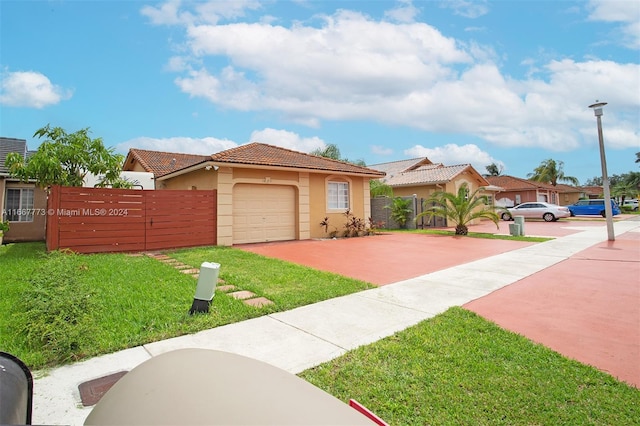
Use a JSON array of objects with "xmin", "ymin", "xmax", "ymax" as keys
[
  {"xmin": 384, "ymin": 228, "xmax": 552, "ymax": 242},
  {"xmin": 300, "ymin": 307, "xmax": 640, "ymax": 425}
]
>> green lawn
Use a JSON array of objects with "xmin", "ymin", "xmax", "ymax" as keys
[
  {"xmin": 0, "ymin": 242, "xmax": 372, "ymax": 368},
  {"xmin": 301, "ymin": 307, "xmax": 640, "ymax": 425},
  {"xmin": 1, "ymin": 241, "xmax": 638, "ymax": 424}
]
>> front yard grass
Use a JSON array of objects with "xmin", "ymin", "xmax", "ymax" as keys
[
  {"xmin": 391, "ymin": 228, "xmax": 552, "ymax": 242},
  {"xmin": 301, "ymin": 307, "xmax": 640, "ymax": 425},
  {"xmin": 0, "ymin": 242, "xmax": 372, "ymax": 369},
  {"xmin": 2, "ymin": 241, "xmax": 638, "ymax": 424}
]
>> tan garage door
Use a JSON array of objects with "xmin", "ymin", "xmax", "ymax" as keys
[{"xmin": 233, "ymin": 184, "xmax": 296, "ymax": 244}]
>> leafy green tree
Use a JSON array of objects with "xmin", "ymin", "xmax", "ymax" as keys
[
  {"xmin": 311, "ymin": 143, "xmax": 365, "ymax": 166},
  {"xmin": 311, "ymin": 143, "xmax": 341, "ymax": 160},
  {"xmin": 585, "ymin": 173, "xmax": 625, "ymax": 187},
  {"xmin": 485, "ymin": 163, "xmax": 503, "ymax": 176},
  {"xmin": 416, "ymin": 183, "xmax": 500, "ymax": 235},
  {"xmin": 635, "ymin": 152, "xmax": 639, "ymax": 164},
  {"xmin": 385, "ymin": 197, "xmax": 413, "ymax": 229},
  {"xmin": 370, "ymin": 179, "xmax": 393, "ymax": 198},
  {"xmin": 5, "ymin": 124, "xmax": 129, "ymax": 188},
  {"xmin": 527, "ymin": 159, "xmax": 579, "ymax": 186}
]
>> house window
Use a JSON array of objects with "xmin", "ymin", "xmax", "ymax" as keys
[
  {"xmin": 328, "ymin": 181, "xmax": 349, "ymax": 210},
  {"xmin": 515, "ymin": 194, "xmax": 521, "ymax": 205},
  {"xmin": 5, "ymin": 188, "xmax": 34, "ymax": 222}
]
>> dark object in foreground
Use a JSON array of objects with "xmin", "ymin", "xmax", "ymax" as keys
[{"xmin": 0, "ymin": 351, "xmax": 33, "ymax": 425}]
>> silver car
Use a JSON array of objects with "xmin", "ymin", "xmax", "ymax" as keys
[{"xmin": 501, "ymin": 202, "xmax": 571, "ymax": 222}]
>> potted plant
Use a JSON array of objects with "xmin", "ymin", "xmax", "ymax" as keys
[{"xmin": 0, "ymin": 221, "xmax": 9, "ymax": 245}]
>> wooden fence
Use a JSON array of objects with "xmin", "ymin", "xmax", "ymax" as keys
[{"xmin": 46, "ymin": 186, "xmax": 217, "ymax": 253}]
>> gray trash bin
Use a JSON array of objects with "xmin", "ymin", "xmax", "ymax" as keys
[
  {"xmin": 0, "ymin": 352, "xmax": 33, "ymax": 425},
  {"xmin": 514, "ymin": 216, "xmax": 525, "ymax": 236}
]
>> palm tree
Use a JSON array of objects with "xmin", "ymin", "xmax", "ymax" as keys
[
  {"xmin": 416, "ymin": 183, "xmax": 500, "ymax": 235},
  {"xmin": 527, "ymin": 159, "xmax": 579, "ymax": 186},
  {"xmin": 385, "ymin": 197, "xmax": 413, "ymax": 229},
  {"xmin": 311, "ymin": 143, "xmax": 341, "ymax": 160}
]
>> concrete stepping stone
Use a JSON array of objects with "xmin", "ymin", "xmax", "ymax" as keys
[
  {"xmin": 217, "ymin": 285, "xmax": 236, "ymax": 292},
  {"xmin": 180, "ymin": 268, "xmax": 200, "ymax": 275},
  {"xmin": 229, "ymin": 290, "xmax": 256, "ymax": 300},
  {"xmin": 172, "ymin": 264, "xmax": 192, "ymax": 270},
  {"xmin": 244, "ymin": 297, "xmax": 274, "ymax": 308}
]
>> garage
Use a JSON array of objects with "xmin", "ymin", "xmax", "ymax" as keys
[{"xmin": 233, "ymin": 184, "xmax": 297, "ymax": 244}]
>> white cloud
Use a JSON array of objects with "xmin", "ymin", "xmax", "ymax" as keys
[
  {"xmin": 587, "ymin": 0, "xmax": 640, "ymax": 49},
  {"xmin": 249, "ymin": 128, "xmax": 326, "ymax": 152},
  {"xmin": 0, "ymin": 70, "xmax": 72, "ymax": 108},
  {"xmin": 440, "ymin": 0, "xmax": 490, "ymax": 19},
  {"xmin": 116, "ymin": 136, "xmax": 237, "ymax": 155},
  {"xmin": 372, "ymin": 145, "xmax": 394, "ymax": 155},
  {"xmin": 384, "ymin": 0, "xmax": 420, "ymax": 23},
  {"xmin": 404, "ymin": 143, "xmax": 503, "ymax": 173},
  {"xmin": 141, "ymin": 0, "xmax": 261, "ymax": 26},
  {"xmin": 145, "ymin": 2, "xmax": 639, "ymax": 153}
]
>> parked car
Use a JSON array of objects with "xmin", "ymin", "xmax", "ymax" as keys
[
  {"xmin": 501, "ymin": 202, "xmax": 571, "ymax": 222},
  {"xmin": 568, "ymin": 199, "xmax": 621, "ymax": 217},
  {"xmin": 622, "ymin": 199, "xmax": 638, "ymax": 211}
]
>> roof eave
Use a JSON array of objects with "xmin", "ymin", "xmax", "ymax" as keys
[{"xmin": 156, "ymin": 160, "xmax": 385, "ymax": 181}]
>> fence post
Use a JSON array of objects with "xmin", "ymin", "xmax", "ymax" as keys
[{"xmin": 46, "ymin": 185, "xmax": 60, "ymax": 251}]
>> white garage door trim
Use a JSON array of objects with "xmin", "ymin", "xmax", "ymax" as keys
[{"xmin": 233, "ymin": 184, "xmax": 296, "ymax": 244}]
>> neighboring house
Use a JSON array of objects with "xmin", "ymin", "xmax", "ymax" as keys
[
  {"xmin": 581, "ymin": 186, "xmax": 604, "ymax": 199},
  {"xmin": 0, "ymin": 137, "xmax": 47, "ymax": 242},
  {"xmin": 123, "ymin": 143, "xmax": 385, "ymax": 245},
  {"xmin": 554, "ymin": 184, "xmax": 586, "ymax": 206},
  {"xmin": 484, "ymin": 175, "xmax": 562, "ymax": 207},
  {"xmin": 369, "ymin": 158, "xmax": 497, "ymax": 228}
]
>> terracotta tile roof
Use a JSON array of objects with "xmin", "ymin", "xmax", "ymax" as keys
[
  {"xmin": 210, "ymin": 142, "xmax": 385, "ymax": 176},
  {"xmin": 554, "ymin": 183, "xmax": 583, "ymax": 193},
  {"xmin": 381, "ymin": 163, "xmax": 475, "ymax": 186},
  {"xmin": 485, "ymin": 175, "xmax": 558, "ymax": 191},
  {"xmin": 581, "ymin": 186, "xmax": 604, "ymax": 196},
  {"xmin": 369, "ymin": 158, "xmax": 433, "ymax": 176},
  {"xmin": 125, "ymin": 149, "xmax": 210, "ymax": 177}
]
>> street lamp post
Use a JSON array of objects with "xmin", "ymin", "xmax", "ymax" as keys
[{"xmin": 588, "ymin": 101, "xmax": 615, "ymax": 241}]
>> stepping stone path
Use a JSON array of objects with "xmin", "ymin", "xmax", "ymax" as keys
[{"xmin": 144, "ymin": 252, "xmax": 274, "ymax": 308}]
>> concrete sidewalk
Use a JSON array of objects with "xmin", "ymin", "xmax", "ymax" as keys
[{"xmin": 32, "ymin": 219, "xmax": 640, "ymax": 425}]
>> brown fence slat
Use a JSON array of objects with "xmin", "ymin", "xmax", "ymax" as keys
[{"xmin": 46, "ymin": 187, "xmax": 217, "ymax": 253}]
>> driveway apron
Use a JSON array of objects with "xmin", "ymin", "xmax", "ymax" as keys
[
  {"xmin": 464, "ymin": 230, "xmax": 640, "ymax": 388},
  {"xmin": 237, "ymin": 232, "xmax": 535, "ymax": 286}
]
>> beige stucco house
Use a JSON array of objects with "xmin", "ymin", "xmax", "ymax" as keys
[
  {"xmin": 370, "ymin": 158, "xmax": 493, "ymax": 199},
  {"xmin": 1, "ymin": 137, "xmax": 47, "ymax": 242},
  {"xmin": 369, "ymin": 158, "xmax": 497, "ymax": 228},
  {"xmin": 123, "ymin": 143, "xmax": 385, "ymax": 246}
]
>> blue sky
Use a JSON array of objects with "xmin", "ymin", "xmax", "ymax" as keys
[{"xmin": 1, "ymin": 0, "xmax": 639, "ymax": 185}]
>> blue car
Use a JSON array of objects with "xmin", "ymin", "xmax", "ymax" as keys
[{"xmin": 568, "ymin": 199, "xmax": 621, "ymax": 217}]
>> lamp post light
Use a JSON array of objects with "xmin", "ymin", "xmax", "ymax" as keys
[{"xmin": 588, "ymin": 101, "xmax": 615, "ymax": 241}]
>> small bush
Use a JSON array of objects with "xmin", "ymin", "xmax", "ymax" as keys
[{"xmin": 13, "ymin": 250, "xmax": 98, "ymax": 366}]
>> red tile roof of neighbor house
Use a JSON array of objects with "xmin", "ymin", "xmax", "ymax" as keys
[
  {"xmin": 125, "ymin": 149, "xmax": 210, "ymax": 177},
  {"xmin": 209, "ymin": 142, "xmax": 385, "ymax": 176},
  {"xmin": 126, "ymin": 143, "xmax": 385, "ymax": 178},
  {"xmin": 484, "ymin": 175, "xmax": 559, "ymax": 191}
]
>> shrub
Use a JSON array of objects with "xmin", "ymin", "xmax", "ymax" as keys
[{"xmin": 13, "ymin": 250, "xmax": 98, "ymax": 365}]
